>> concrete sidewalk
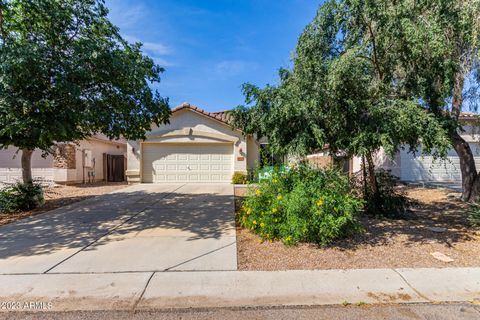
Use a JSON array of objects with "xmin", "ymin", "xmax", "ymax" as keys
[{"xmin": 0, "ymin": 267, "xmax": 478, "ymax": 312}]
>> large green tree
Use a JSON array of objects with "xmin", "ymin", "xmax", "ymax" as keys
[
  {"xmin": 386, "ymin": 0, "xmax": 480, "ymax": 201},
  {"xmin": 0, "ymin": 0, "xmax": 170, "ymax": 184},
  {"xmin": 230, "ymin": 0, "xmax": 450, "ymax": 198}
]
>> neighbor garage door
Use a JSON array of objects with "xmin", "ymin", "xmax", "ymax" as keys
[
  {"xmin": 400, "ymin": 143, "xmax": 480, "ymax": 182},
  {"xmin": 142, "ymin": 143, "xmax": 233, "ymax": 183}
]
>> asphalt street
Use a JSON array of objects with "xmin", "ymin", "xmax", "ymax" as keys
[{"xmin": 1, "ymin": 303, "xmax": 480, "ymax": 320}]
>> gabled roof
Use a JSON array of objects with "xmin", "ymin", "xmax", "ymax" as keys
[{"xmin": 172, "ymin": 102, "xmax": 232, "ymax": 125}]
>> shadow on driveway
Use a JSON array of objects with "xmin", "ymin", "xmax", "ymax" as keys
[{"xmin": 0, "ymin": 185, "xmax": 234, "ymax": 261}]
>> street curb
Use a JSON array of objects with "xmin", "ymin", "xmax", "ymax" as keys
[{"xmin": 0, "ymin": 268, "xmax": 478, "ymax": 312}]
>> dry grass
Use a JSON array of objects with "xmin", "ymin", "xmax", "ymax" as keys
[
  {"xmin": 236, "ymin": 186, "xmax": 480, "ymax": 270},
  {"xmin": 0, "ymin": 182, "xmax": 128, "ymax": 226}
]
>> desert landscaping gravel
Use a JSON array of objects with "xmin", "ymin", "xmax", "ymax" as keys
[
  {"xmin": 0, "ymin": 182, "xmax": 128, "ymax": 226},
  {"xmin": 236, "ymin": 186, "xmax": 480, "ymax": 270}
]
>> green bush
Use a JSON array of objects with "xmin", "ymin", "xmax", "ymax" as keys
[
  {"xmin": 239, "ymin": 165, "xmax": 363, "ymax": 246},
  {"xmin": 0, "ymin": 182, "xmax": 45, "ymax": 213},
  {"xmin": 232, "ymin": 171, "xmax": 248, "ymax": 184},
  {"xmin": 468, "ymin": 203, "xmax": 480, "ymax": 226}
]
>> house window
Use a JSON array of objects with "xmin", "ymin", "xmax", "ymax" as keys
[{"xmin": 259, "ymin": 143, "xmax": 284, "ymax": 167}]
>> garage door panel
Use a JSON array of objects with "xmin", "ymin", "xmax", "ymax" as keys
[
  {"xmin": 142, "ymin": 143, "xmax": 233, "ymax": 183},
  {"xmin": 400, "ymin": 143, "xmax": 480, "ymax": 182}
]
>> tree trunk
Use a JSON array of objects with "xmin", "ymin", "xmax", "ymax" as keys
[
  {"xmin": 365, "ymin": 152, "xmax": 378, "ymax": 194},
  {"xmin": 21, "ymin": 149, "xmax": 33, "ymax": 185},
  {"xmin": 362, "ymin": 155, "xmax": 368, "ymax": 196},
  {"xmin": 449, "ymin": 52, "xmax": 478, "ymax": 201},
  {"xmin": 450, "ymin": 131, "xmax": 477, "ymax": 201}
]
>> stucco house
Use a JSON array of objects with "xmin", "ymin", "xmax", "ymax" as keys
[
  {"xmin": 308, "ymin": 113, "xmax": 480, "ymax": 183},
  {"xmin": 0, "ymin": 134, "xmax": 127, "ymax": 185},
  {"xmin": 126, "ymin": 103, "xmax": 261, "ymax": 184}
]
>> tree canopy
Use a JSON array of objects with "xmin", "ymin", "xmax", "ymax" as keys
[
  {"xmin": 0, "ymin": 0, "xmax": 170, "ymax": 183},
  {"xmin": 230, "ymin": 0, "xmax": 480, "ymax": 200},
  {"xmin": 0, "ymin": 0, "xmax": 170, "ymax": 149}
]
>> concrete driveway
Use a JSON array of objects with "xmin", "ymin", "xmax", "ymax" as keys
[{"xmin": 0, "ymin": 184, "xmax": 236, "ymax": 274}]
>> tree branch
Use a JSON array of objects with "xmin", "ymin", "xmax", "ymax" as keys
[
  {"xmin": 367, "ymin": 21, "xmax": 383, "ymax": 81},
  {"xmin": 451, "ymin": 47, "xmax": 471, "ymax": 120}
]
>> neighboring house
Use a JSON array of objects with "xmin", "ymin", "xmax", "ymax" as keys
[
  {"xmin": 308, "ymin": 113, "xmax": 480, "ymax": 183},
  {"xmin": 0, "ymin": 134, "xmax": 127, "ymax": 184},
  {"xmin": 126, "ymin": 103, "xmax": 261, "ymax": 183}
]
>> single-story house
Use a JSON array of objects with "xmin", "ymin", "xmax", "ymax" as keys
[
  {"xmin": 0, "ymin": 134, "xmax": 127, "ymax": 184},
  {"xmin": 308, "ymin": 113, "xmax": 480, "ymax": 183},
  {"xmin": 126, "ymin": 103, "xmax": 262, "ymax": 183}
]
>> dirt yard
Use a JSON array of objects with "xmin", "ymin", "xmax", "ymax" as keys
[
  {"xmin": 0, "ymin": 182, "xmax": 128, "ymax": 226},
  {"xmin": 235, "ymin": 186, "xmax": 480, "ymax": 270}
]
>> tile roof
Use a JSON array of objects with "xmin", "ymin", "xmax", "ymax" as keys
[
  {"xmin": 172, "ymin": 102, "xmax": 232, "ymax": 125},
  {"xmin": 459, "ymin": 112, "xmax": 480, "ymax": 121}
]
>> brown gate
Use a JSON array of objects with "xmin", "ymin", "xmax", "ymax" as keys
[{"xmin": 105, "ymin": 154, "xmax": 125, "ymax": 182}]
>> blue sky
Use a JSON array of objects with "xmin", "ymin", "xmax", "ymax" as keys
[{"xmin": 106, "ymin": 0, "xmax": 321, "ymax": 112}]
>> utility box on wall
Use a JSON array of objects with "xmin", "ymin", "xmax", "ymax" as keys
[{"xmin": 84, "ymin": 149, "xmax": 93, "ymax": 168}]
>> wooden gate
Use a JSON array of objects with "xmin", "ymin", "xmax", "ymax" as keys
[{"xmin": 105, "ymin": 154, "xmax": 125, "ymax": 182}]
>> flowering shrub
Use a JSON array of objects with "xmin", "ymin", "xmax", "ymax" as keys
[
  {"xmin": 0, "ymin": 182, "xmax": 45, "ymax": 213},
  {"xmin": 239, "ymin": 166, "xmax": 363, "ymax": 246},
  {"xmin": 231, "ymin": 171, "xmax": 248, "ymax": 184}
]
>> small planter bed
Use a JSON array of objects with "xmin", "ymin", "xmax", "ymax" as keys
[{"xmin": 235, "ymin": 185, "xmax": 480, "ymax": 270}]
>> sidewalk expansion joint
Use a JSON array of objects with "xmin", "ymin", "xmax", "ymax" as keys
[
  {"xmin": 42, "ymin": 184, "xmax": 187, "ymax": 274},
  {"xmin": 392, "ymin": 268, "xmax": 433, "ymax": 303},
  {"xmin": 132, "ymin": 271, "xmax": 156, "ymax": 311}
]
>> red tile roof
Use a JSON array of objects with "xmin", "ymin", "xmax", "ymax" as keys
[
  {"xmin": 172, "ymin": 102, "xmax": 232, "ymax": 125},
  {"xmin": 459, "ymin": 112, "xmax": 480, "ymax": 121}
]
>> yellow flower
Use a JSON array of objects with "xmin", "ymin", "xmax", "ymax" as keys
[
  {"xmin": 253, "ymin": 220, "xmax": 257, "ymax": 225},
  {"xmin": 246, "ymin": 208, "xmax": 252, "ymax": 215},
  {"xmin": 272, "ymin": 179, "xmax": 277, "ymax": 183},
  {"xmin": 258, "ymin": 239, "xmax": 263, "ymax": 244},
  {"xmin": 271, "ymin": 207, "xmax": 278, "ymax": 213},
  {"xmin": 260, "ymin": 222, "xmax": 265, "ymax": 228},
  {"xmin": 316, "ymin": 197, "xmax": 325, "ymax": 207},
  {"xmin": 277, "ymin": 195, "xmax": 283, "ymax": 200},
  {"xmin": 255, "ymin": 189, "xmax": 262, "ymax": 196}
]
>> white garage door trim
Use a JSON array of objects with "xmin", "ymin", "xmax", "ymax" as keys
[
  {"xmin": 142, "ymin": 143, "xmax": 234, "ymax": 183},
  {"xmin": 400, "ymin": 142, "xmax": 480, "ymax": 182}
]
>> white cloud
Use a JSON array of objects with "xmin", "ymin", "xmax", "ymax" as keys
[
  {"xmin": 106, "ymin": 1, "xmax": 146, "ymax": 28},
  {"xmin": 142, "ymin": 42, "xmax": 171, "ymax": 56},
  {"xmin": 123, "ymin": 35, "xmax": 173, "ymax": 66},
  {"xmin": 214, "ymin": 60, "xmax": 258, "ymax": 76}
]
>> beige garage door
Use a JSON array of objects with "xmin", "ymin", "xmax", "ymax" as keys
[{"xmin": 142, "ymin": 143, "xmax": 233, "ymax": 183}]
